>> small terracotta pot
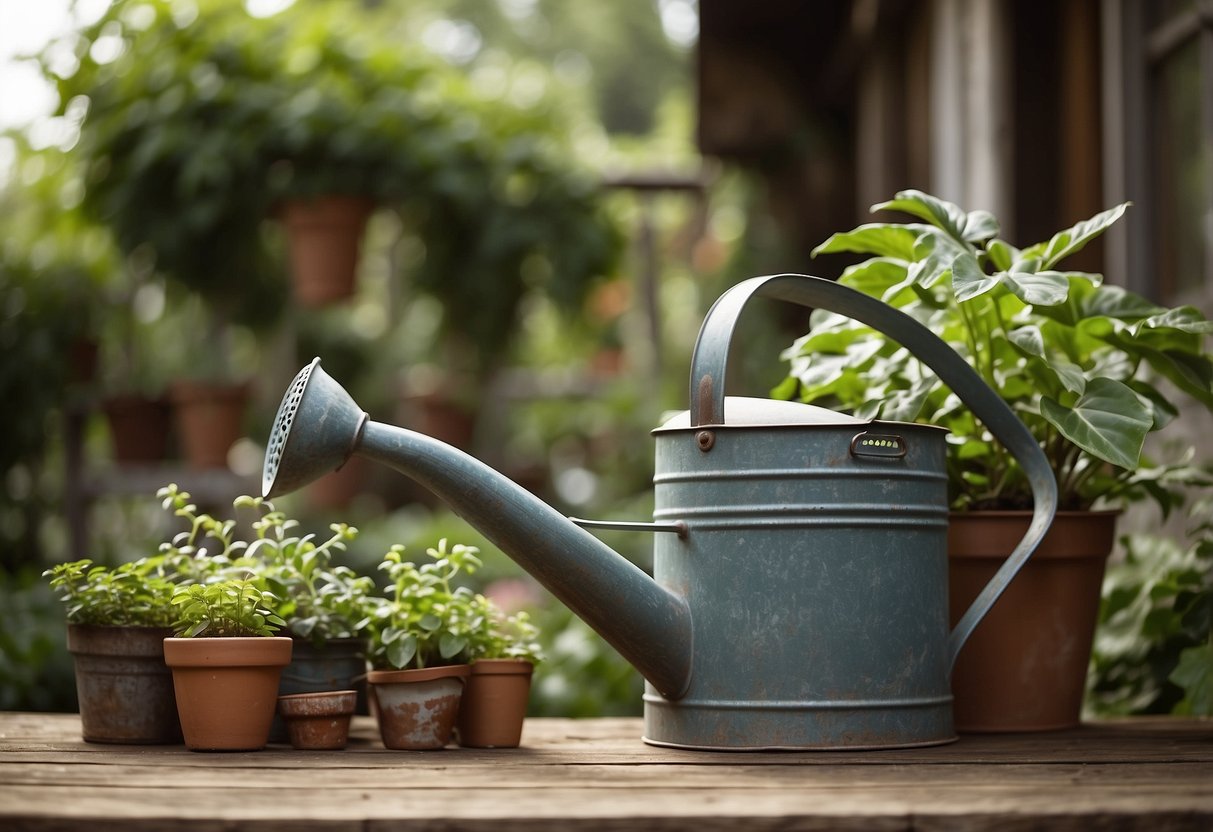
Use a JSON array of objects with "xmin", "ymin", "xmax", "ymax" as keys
[
  {"xmin": 164, "ymin": 637, "xmax": 293, "ymax": 751},
  {"xmin": 67, "ymin": 625, "xmax": 182, "ymax": 745},
  {"xmin": 277, "ymin": 690, "xmax": 357, "ymax": 750},
  {"xmin": 169, "ymin": 380, "xmax": 249, "ymax": 470},
  {"xmin": 948, "ymin": 511, "xmax": 1118, "ymax": 732},
  {"xmin": 102, "ymin": 394, "xmax": 173, "ymax": 464},
  {"xmin": 281, "ymin": 195, "xmax": 373, "ymax": 307},
  {"xmin": 456, "ymin": 659, "xmax": 534, "ymax": 748},
  {"xmin": 368, "ymin": 665, "xmax": 469, "ymax": 750}
]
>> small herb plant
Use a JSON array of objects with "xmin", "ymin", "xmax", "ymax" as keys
[
  {"xmin": 43, "ymin": 557, "xmax": 180, "ymax": 628},
  {"xmin": 359, "ymin": 539, "xmax": 486, "ymax": 671},
  {"xmin": 235, "ymin": 496, "xmax": 370, "ymax": 645},
  {"xmin": 780, "ymin": 190, "xmax": 1213, "ymax": 511},
  {"xmin": 170, "ymin": 580, "xmax": 286, "ymax": 638},
  {"xmin": 466, "ymin": 602, "xmax": 543, "ymax": 664}
]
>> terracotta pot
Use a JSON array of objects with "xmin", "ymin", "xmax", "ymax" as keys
[
  {"xmin": 163, "ymin": 637, "xmax": 293, "ymax": 751},
  {"xmin": 368, "ymin": 665, "xmax": 469, "ymax": 750},
  {"xmin": 948, "ymin": 511, "xmax": 1118, "ymax": 732},
  {"xmin": 169, "ymin": 380, "xmax": 249, "ymax": 470},
  {"xmin": 67, "ymin": 625, "xmax": 182, "ymax": 745},
  {"xmin": 102, "ymin": 394, "xmax": 173, "ymax": 464},
  {"xmin": 456, "ymin": 659, "xmax": 534, "ymax": 748},
  {"xmin": 281, "ymin": 195, "xmax": 373, "ymax": 307},
  {"xmin": 277, "ymin": 690, "xmax": 357, "ymax": 750},
  {"xmin": 306, "ymin": 455, "xmax": 368, "ymax": 511},
  {"xmin": 270, "ymin": 637, "xmax": 368, "ymax": 742}
]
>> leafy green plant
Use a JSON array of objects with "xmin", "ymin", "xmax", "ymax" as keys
[
  {"xmin": 42, "ymin": 557, "xmax": 180, "ymax": 629},
  {"xmin": 358, "ymin": 539, "xmax": 486, "ymax": 670},
  {"xmin": 235, "ymin": 496, "xmax": 370, "ymax": 645},
  {"xmin": 780, "ymin": 190, "xmax": 1213, "ymax": 511},
  {"xmin": 1090, "ymin": 499, "xmax": 1213, "ymax": 717},
  {"xmin": 466, "ymin": 599, "xmax": 543, "ymax": 663},
  {"xmin": 170, "ymin": 580, "xmax": 286, "ymax": 638}
]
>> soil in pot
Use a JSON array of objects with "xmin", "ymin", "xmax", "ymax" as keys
[
  {"xmin": 67, "ymin": 625, "xmax": 182, "ymax": 744},
  {"xmin": 948, "ymin": 511, "xmax": 1118, "ymax": 732},
  {"xmin": 456, "ymin": 659, "xmax": 533, "ymax": 748},
  {"xmin": 368, "ymin": 665, "xmax": 469, "ymax": 750},
  {"xmin": 277, "ymin": 690, "xmax": 357, "ymax": 750},
  {"xmin": 164, "ymin": 637, "xmax": 293, "ymax": 751}
]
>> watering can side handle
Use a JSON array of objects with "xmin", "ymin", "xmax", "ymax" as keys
[{"xmin": 689, "ymin": 273, "xmax": 1059, "ymax": 669}]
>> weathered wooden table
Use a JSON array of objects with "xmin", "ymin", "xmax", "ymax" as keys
[{"xmin": 1, "ymin": 712, "xmax": 1210, "ymax": 830}]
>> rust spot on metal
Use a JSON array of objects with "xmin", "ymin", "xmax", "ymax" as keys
[
  {"xmin": 695, "ymin": 430, "xmax": 715, "ymax": 452},
  {"xmin": 694, "ymin": 374, "xmax": 716, "ymax": 425}
]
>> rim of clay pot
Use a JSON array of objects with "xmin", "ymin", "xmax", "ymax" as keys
[
  {"xmin": 367, "ymin": 664, "xmax": 470, "ymax": 685},
  {"xmin": 948, "ymin": 510, "xmax": 1121, "ymax": 561},
  {"xmin": 67, "ymin": 624, "xmax": 175, "ymax": 657},
  {"xmin": 469, "ymin": 658, "xmax": 535, "ymax": 676},
  {"xmin": 277, "ymin": 690, "xmax": 358, "ymax": 717},
  {"xmin": 163, "ymin": 636, "xmax": 293, "ymax": 667}
]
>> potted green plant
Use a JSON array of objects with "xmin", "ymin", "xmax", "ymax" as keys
[
  {"xmin": 43, "ymin": 556, "xmax": 184, "ymax": 744},
  {"xmin": 164, "ymin": 578, "xmax": 292, "ymax": 751},
  {"xmin": 457, "ymin": 599, "xmax": 543, "ymax": 749},
  {"xmin": 234, "ymin": 496, "xmax": 372, "ymax": 737},
  {"xmin": 781, "ymin": 190, "xmax": 1213, "ymax": 731},
  {"xmin": 357, "ymin": 539, "xmax": 484, "ymax": 750}
]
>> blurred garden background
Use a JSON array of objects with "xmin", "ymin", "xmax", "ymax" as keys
[{"xmin": 2, "ymin": 0, "xmax": 1210, "ymax": 719}]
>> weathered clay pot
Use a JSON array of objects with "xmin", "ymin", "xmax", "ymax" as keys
[
  {"xmin": 280, "ymin": 195, "xmax": 373, "ymax": 307},
  {"xmin": 101, "ymin": 394, "xmax": 173, "ymax": 464},
  {"xmin": 277, "ymin": 690, "xmax": 357, "ymax": 750},
  {"xmin": 67, "ymin": 625, "xmax": 182, "ymax": 744},
  {"xmin": 948, "ymin": 511, "xmax": 1118, "ymax": 732},
  {"xmin": 164, "ymin": 637, "xmax": 293, "ymax": 751},
  {"xmin": 368, "ymin": 665, "xmax": 469, "ymax": 750},
  {"xmin": 456, "ymin": 659, "xmax": 534, "ymax": 749}
]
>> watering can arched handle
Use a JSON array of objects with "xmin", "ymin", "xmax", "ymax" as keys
[{"xmin": 689, "ymin": 273, "xmax": 1059, "ymax": 668}]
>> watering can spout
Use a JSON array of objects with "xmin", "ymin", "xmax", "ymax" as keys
[{"xmin": 263, "ymin": 358, "xmax": 694, "ymax": 700}]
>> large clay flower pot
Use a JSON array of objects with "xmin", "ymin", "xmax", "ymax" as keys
[
  {"xmin": 456, "ymin": 659, "xmax": 533, "ymax": 748},
  {"xmin": 368, "ymin": 665, "xmax": 469, "ymax": 750},
  {"xmin": 948, "ymin": 511, "xmax": 1118, "ymax": 732},
  {"xmin": 281, "ymin": 195, "xmax": 373, "ymax": 307},
  {"xmin": 277, "ymin": 690, "xmax": 357, "ymax": 750},
  {"xmin": 67, "ymin": 625, "xmax": 182, "ymax": 744},
  {"xmin": 164, "ymin": 637, "xmax": 293, "ymax": 751},
  {"xmin": 169, "ymin": 380, "xmax": 249, "ymax": 470}
]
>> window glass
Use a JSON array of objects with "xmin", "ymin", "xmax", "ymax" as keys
[{"xmin": 1151, "ymin": 38, "xmax": 1208, "ymax": 300}]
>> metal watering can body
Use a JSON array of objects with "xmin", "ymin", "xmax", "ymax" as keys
[{"xmin": 263, "ymin": 274, "xmax": 1058, "ymax": 750}]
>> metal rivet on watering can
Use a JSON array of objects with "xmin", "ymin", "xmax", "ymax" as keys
[{"xmin": 695, "ymin": 430, "xmax": 715, "ymax": 451}]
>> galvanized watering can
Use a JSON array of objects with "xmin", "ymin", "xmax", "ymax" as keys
[{"xmin": 263, "ymin": 273, "xmax": 1058, "ymax": 750}]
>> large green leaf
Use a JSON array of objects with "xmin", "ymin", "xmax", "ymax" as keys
[
  {"xmin": 872, "ymin": 189, "xmax": 999, "ymax": 243},
  {"xmin": 812, "ymin": 224, "xmax": 920, "ymax": 260},
  {"xmin": 1039, "ymin": 202, "xmax": 1130, "ymax": 268},
  {"xmin": 1039, "ymin": 377, "xmax": 1152, "ymax": 469},
  {"xmin": 839, "ymin": 257, "xmax": 909, "ymax": 296},
  {"xmin": 1170, "ymin": 644, "xmax": 1212, "ymax": 716},
  {"xmin": 951, "ymin": 252, "xmax": 998, "ymax": 301},
  {"xmin": 999, "ymin": 270, "xmax": 1071, "ymax": 305}
]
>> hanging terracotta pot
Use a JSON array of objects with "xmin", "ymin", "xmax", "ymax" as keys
[
  {"xmin": 67, "ymin": 625, "xmax": 182, "ymax": 745},
  {"xmin": 280, "ymin": 195, "xmax": 373, "ymax": 307},
  {"xmin": 456, "ymin": 659, "xmax": 534, "ymax": 748},
  {"xmin": 101, "ymin": 394, "xmax": 173, "ymax": 464},
  {"xmin": 163, "ymin": 637, "xmax": 293, "ymax": 751},
  {"xmin": 169, "ymin": 380, "xmax": 249, "ymax": 470},
  {"xmin": 368, "ymin": 665, "xmax": 469, "ymax": 750},
  {"xmin": 948, "ymin": 510, "xmax": 1118, "ymax": 732},
  {"xmin": 277, "ymin": 690, "xmax": 357, "ymax": 750}
]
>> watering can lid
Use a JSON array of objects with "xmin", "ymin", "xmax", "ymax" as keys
[{"xmin": 655, "ymin": 396, "xmax": 866, "ymax": 430}]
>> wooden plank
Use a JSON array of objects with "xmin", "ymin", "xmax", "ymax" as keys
[{"xmin": 2, "ymin": 713, "xmax": 1211, "ymax": 832}]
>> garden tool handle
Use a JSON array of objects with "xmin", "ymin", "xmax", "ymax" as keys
[{"xmin": 689, "ymin": 273, "xmax": 1059, "ymax": 668}]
